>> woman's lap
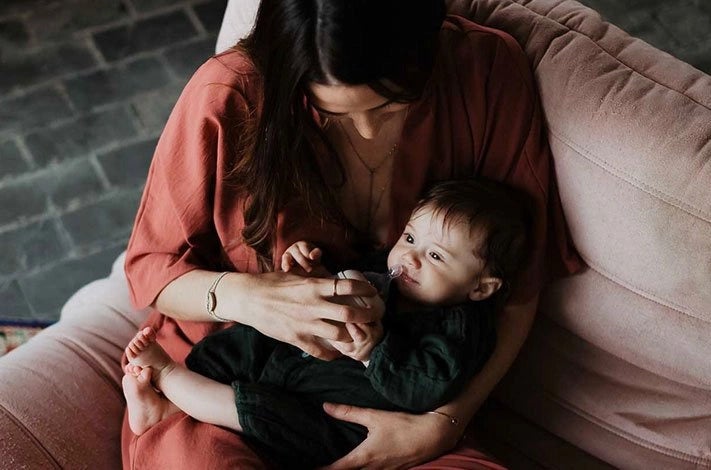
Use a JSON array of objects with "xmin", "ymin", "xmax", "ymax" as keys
[
  {"xmin": 121, "ymin": 410, "xmax": 506, "ymax": 470},
  {"xmin": 414, "ymin": 432, "xmax": 508, "ymax": 470},
  {"xmin": 121, "ymin": 410, "xmax": 273, "ymax": 469}
]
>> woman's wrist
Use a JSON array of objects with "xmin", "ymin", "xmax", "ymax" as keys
[
  {"xmin": 211, "ymin": 271, "xmax": 255, "ymax": 324},
  {"xmin": 153, "ymin": 269, "xmax": 252, "ymax": 323},
  {"xmin": 434, "ymin": 395, "xmax": 479, "ymax": 428}
]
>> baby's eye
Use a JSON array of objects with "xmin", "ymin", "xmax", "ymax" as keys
[
  {"xmin": 405, "ymin": 233, "xmax": 414, "ymax": 244},
  {"xmin": 429, "ymin": 252, "xmax": 443, "ymax": 261}
]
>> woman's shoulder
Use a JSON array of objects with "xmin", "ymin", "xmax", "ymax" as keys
[
  {"xmin": 440, "ymin": 15, "xmax": 529, "ymax": 75},
  {"xmin": 442, "ymin": 15, "xmax": 521, "ymax": 50},
  {"xmin": 177, "ymin": 47, "xmax": 262, "ymax": 117}
]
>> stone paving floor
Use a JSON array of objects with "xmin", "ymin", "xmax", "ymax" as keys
[{"xmin": 0, "ymin": 0, "xmax": 709, "ymax": 322}]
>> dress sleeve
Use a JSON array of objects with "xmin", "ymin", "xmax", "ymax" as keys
[
  {"xmin": 364, "ymin": 306, "xmax": 496, "ymax": 412},
  {"xmin": 464, "ymin": 27, "xmax": 585, "ymax": 303},
  {"xmin": 124, "ymin": 59, "xmax": 253, "ymax": 309}
]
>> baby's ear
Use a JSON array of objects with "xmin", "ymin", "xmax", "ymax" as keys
[{"xmin": 468, "ymin": 277, "xmax": 503, "ymax": 301}]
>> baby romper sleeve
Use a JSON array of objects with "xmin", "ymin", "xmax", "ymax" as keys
[{"xmin": 364, "ymin": 304, "xmax": 497, "ymax": 412}]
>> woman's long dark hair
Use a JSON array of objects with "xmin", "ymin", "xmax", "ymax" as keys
[{"xmin": 231, "ymin": 0, "xmax": 446, "ymax": 270}]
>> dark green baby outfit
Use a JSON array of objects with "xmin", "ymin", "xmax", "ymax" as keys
[{"xmin": 185, "ymin": 288, "xmax": 496, "ymax": 468}]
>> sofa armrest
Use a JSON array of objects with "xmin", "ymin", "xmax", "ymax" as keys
[
  {"xmin": 215, "ymin": 0, "xmax": 258, "ymax": 53},
  {"xmin": 0, "ymin": 252, "xmax": 148, "ymax": 469}
]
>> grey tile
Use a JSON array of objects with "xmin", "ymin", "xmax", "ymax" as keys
[
  {"xmin": 0, "ymin": 86, "xmax": 73, "ymax": 135},
  {"xmin": 615, "ymin": 10, "xmax": 677, "ymax": 53},
  {"xmin": 0, "ymin": 280, "xmax": 32, "ymax": 321},
  {"xmin": 0, "ymin": 0, "xmax": 56, "ymax": 17},
  {"xmin": 19, "ymin": 244, "xmax": 125, "ymax": 319},
  {"xmin": 698, "ymin": 0, "xmax": 711, "ymax": 15},
  {"xmin": 0, "ymin": 218, "xmax": 67, "ymax": 277},
  {"xmin": 193, "ymin": 0, "xmax": 228, "ymax": 34},
  {"xmin": 578, "ymin": 0, "xmax": 667, "ymax": 15},
  {"xmin": 26, "ymin": 106, "xmax": 137, "ymax": 166},
  {"xmin": 61, "ymin": 189, "xmax": 140, "ymax": 249},
  {"xmin": 40, "ymin": 158, "xmax": 105, "ymax": 210},
  {"xmin": 0, "ymin": 19, "xmax": 30, "ymax": 47},
  {"xmin": 127, "ymin": 0, "xmax": 180, "ymax": 13},
  {"xmin": 63, "ymin": 56, "xmax": 172, "ymax": 111},
  {"xmin": 0, "ymin": 140, "xmax": 30, "ymax": 181},
  {"xmin": 26, "ymin": 0, "xmax": 129, "ymax": 43},
  {"xmin": 676, "ymin": 43, "xmax": 711, "ymax": 74},
  {"xmin": 0, "ymin": 41, "xmax": 97, "ymax": 95},
  {"xmin": 98, "ymin": 138, "xmax": 157, "ymax": 188},
  {"xmin": 93, "ymin": 10, "xmax": 199, "ymax": 62},
  {"xmin": 163, "ymin": 36, "xmax": 215, "ymax": 78},
  {"xmin": 0, "ymin": 177, "xmax": 49, "ymax": 226},
  {"xmin": 656, "ymin": 3, "xmax": 711, "ymax": 47},
  {"xmin": 129, "ymin": 82, "xmax": 182, "ymax": 133}
]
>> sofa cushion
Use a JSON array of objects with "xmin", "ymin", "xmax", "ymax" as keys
[
  {"xmin": 497, "ymin": 314, "xmax": 711, "ymax": 469},
  {"xmin": 0, "ymin": 252, "xmax": 147, "ymax": 469}
]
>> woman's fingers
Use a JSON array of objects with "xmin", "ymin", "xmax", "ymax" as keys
[
  {"xmin": 315, "ymin": 301, "xmax": 378, "ymax": 324},
  {"xmin": 324, "ymin": 278, "xmax": 377, "ymax": 298},
  {"xmin": 322, "ymin": 402, "xmax": 375, "ymax": 427},
  {"xmin": 313, "ymin": 319, "xmax": 352, "ymax": 342},
  {"xmin": 346, "ymin": 322, "xmax": 366, "ymax": 342}
]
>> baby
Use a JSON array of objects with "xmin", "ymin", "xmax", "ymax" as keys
[{"xmin": 123, "ymin": 178, "xmax": 530, "ymax": 467}]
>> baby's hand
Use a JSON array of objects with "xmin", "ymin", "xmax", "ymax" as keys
[
  {"xmin": 329, "ymin": 321, "xmax": 384, "ymax": 363},
  {"xmin": 281, "ymin": 241, "xmax": 327, "ymax": 276}
]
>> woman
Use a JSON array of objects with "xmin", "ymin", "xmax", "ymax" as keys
[{"xmin": 121, "ymin": 0, "xmax": 583, "ymax": 467}]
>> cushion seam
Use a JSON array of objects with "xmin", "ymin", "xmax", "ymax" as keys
[
  {"xmin": 0, "ymin": 401, "xmax": 63, "ymax": 469},
  {"xmin": 515, "ymin": 0, "xmax": 711, "ymax": 112},
  {"xmin": 548, "ymin": 129, "xmax": 711, "ymax": 224},
  {"xmin": 579, "ymin": 254, "xmax": 706, "ymax": 324},
  {"xmin": 543, "ymin": 390, "xmax": 711, "ymax": 465}
]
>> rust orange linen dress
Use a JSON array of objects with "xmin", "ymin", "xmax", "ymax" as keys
[{"xmin": 122, "ymin": 15, "xmax": 583, "ymax": 469}]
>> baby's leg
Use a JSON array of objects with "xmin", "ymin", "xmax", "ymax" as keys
[{"xmin": 124, "ymin": 327, "xmax": 241, "ymax": 433}]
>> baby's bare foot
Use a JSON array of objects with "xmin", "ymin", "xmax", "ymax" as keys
[
  {"xmin": 122, "ymin": 367, "xmax": 178, "ymax": 435},
  {"xmin": 125, "ymin": 327, "xmax": 175, "ymax": 387}
]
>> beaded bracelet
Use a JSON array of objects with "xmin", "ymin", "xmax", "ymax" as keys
[{"xmin": 426, "ymin": 410, "xmax": 460, "ymax": 426}]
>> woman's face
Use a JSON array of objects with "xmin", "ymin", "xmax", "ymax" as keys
[{"xmin": 308, "ymin": 83, "xmax": 409, "ymax": 140}]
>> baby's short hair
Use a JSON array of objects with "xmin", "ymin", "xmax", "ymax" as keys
[{"xmin": 414, "ymin": 178, "xmax": 532, "ymax": 305}]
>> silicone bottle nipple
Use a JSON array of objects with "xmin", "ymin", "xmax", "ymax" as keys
[{"xmin": 388, "ymin": 264, "xmax": 403, "ymax": 279}]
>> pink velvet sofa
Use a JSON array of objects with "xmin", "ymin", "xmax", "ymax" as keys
[{"xmin": 1, "ymin": 0, "xmax": 709, "ymax": 468}]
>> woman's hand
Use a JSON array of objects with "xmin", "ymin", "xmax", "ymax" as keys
[
  {"xmin": 232, "ymin": 272, "xmax": 384, "ymax": 360},
  {"xmin": 320, "ymin": 404, "xmax": 464, "ymax": 469}
]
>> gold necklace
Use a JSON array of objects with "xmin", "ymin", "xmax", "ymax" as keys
[{"xmin": 339, "ymin": 121, "xmax": 398, "ymax": 233}]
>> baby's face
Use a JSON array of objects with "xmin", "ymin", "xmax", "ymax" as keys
[{"xmin": 387, "ymin": 207, "xmax": 488, "ymax": 306}]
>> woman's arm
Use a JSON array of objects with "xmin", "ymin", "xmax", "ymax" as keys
[
  {"xmin": 436, "ymin": 294, "xmax": 538, "ymax": 424},
  {"xmin": 322, "ymin": 295, "xmax": 538, "ymax": 469},
  {"xmin": 153, "ymin": 269, "xmax": 385, "ymax": 359}
]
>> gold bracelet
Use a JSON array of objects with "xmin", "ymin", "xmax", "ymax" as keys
[
  {"xmin": 206, "ymin": 271, "xmax": 231, "ymax": 322},
  {"xmin": 426, "ymin": 410, "xmax": 460, "ymax": 426}
]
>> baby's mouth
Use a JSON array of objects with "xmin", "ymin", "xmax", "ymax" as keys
[{"xmin": 399, "ymin": 270, "xmax": 419, "ymax": 285}]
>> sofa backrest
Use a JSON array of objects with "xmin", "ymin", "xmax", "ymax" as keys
[{"xmin": 450, "ymin": 0, "xmax": 711, "ymax": 387}]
